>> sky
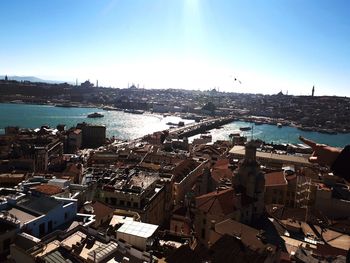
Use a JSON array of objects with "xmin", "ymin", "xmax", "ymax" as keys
[{"xmin": 1, "ymin": 0, "xmax": 350, "ymax": 96}]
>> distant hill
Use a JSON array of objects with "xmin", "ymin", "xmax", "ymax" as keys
[{"xmin": 0, "ymin": 75, "xmax": 67, "ymax": 84}]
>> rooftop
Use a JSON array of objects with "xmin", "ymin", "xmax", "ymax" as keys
[
  {"xmin": 42, "ymin": 246, "xmax": 78, "ymax": 263},
  {"xmin": 321, "ymin": 228, "xmax": 350, "ymax": 251},
  {"xmin": 212, "ymin": 219, "xmax": 275, "ymax": 252},
  {"xmin": 229, "ymin": 146, "xmax": 310, "ymax": 165},
  {"xmin": 33, "ymin": 184, "xmax": 62, "ymax": 195},
  {"xmin": 117, "ymin": 221, "xmax": 158, "ymax": 239},
  {"xmin": 196, "ymin": 188, "xmax": 236, "ymax": 215},
  {"xmin": 7, "ymin": 208, "xmax": 37, "ymax": 226},
  {"xmin": 264, "ymin": 171, "xmax": 288, "ymax": 187},
  {"xmin": 16, "ymin": 196, "xmax": 61, "ymax": 215}
]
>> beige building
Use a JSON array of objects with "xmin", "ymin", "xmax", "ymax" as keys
[
  {"xmin": 264, "ymin": 171, "xmax": 288, "ymax": 205},
  {"xmin": 229, "ymin": 145, "xmax": 311, "ymax": 169}
]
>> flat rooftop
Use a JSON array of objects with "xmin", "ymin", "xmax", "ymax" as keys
[
  {"xmin": 16, "ymin": 196, "xmax": 61, "ymax": 215},
  {"xmin": 114, "ymin": 172, "xmax": 159, "ymax": 192},
  {"xmin": 8, "ymin": 208, "xmax": 37, "ymax": 226},
  {"xmin": 109, "ymin": 215, "xmax": 134, "ymax": 227},
  {"xmin": 117, "ymin": 221, "xmax": 158, "ymax": 239},
  {"xmin": 229, "ymin": 146, "xmax": 310, "ymax": 165}
]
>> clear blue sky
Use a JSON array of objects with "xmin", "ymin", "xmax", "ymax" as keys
[{"xmin": 1, "ymin": 0, "xmax": 350, "ymax": 96}]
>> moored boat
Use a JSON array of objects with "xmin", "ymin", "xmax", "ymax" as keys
[
  {"xmin": 239, "ymin": 126, "xmax": 252, "ymax": 131},
  {"xmin": 87, "ymin": 112, "xmax": 104, "ymax": 118}
]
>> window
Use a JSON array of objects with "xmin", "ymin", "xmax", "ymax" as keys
[
  {"xmin": 120, "ymin": 200, "xmax": 125, "ymax": 206},
  {"xmin": 133, "ymin": 202, "xmax": 138, "ymax": 208},
  {"xmin": 127, "ymin": 201, "xmax": 131, "ymax": 207}
]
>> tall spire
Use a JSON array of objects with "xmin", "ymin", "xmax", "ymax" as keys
[{"xmin": 312, "ymin": 85, "xmax": 315, "ymax": 97}]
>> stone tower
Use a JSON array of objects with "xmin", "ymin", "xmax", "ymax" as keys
[{"xmin": 233, "ymin": 140, "xmax": 265, "ymax": 223}]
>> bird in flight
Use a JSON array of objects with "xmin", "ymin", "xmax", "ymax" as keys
[{"xmin": 230, "ymin": 75, "xmax": 242, "ymax": 84}]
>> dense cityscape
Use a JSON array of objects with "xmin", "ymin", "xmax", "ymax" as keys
[
  {"xmin": 0, "ymin": 76, "xmax": 349, "ymax": 262},
  {"xmin": 2, "ymin": 0, "xmax": 350, "ymax": 262}
]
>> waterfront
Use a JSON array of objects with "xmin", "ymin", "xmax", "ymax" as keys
[
  {"xmin": 1, "ymin": 103, "xmax": 350, "ymax": 147},
  {"xmin": 189, "ymin": 121, "xmax": 350, "ymax": 147},
  {"xmin": 0, "ymin": 103, "xmax": 193, "ymax": 140}
]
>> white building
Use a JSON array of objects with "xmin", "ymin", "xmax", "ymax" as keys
[{"xmin": 117, "ymin": 221, "xmax": 158, "ymax": 250}]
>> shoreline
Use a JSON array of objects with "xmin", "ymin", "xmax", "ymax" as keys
[{"xmin": 1, "ymin": 101, "xmax": 349, "ymax": 137}]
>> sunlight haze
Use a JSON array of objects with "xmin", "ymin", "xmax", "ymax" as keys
[{"xmin": 1, "ymin": 0, "xmax": 349, "ymax": 96}]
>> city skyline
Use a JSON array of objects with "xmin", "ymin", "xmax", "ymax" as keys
[{"xmin": 1, "ymin": 0, "xmax": 350, "ymax": 96}]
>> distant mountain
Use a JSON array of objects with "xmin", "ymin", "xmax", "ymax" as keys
[{"xmin": 0, "ymin": 75, "xmax": 67, "ymax": 84}]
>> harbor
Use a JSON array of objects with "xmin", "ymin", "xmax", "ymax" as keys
[{"xmin": 1, "ymin": 103, "xmax": 350, "ymax": 147}]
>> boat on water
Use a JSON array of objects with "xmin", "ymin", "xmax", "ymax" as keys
[
  {"xmin": 277, "ymin": 123, "xmax": 283, "ymax": 128},
  {"xmin": 87, "ymin": 112, "xmax": 104, "ymax": 118},
  {"xmin": 239, "ymin": 126, "xmax": 252, "ymax": 131},
  {"xmin": 124, "ymin": 109, "xmax": 144, "ymax": 114},
  {"xmin": 166, "ymin": 121, "xmax": 185, "ymax": 127},
  {"xmin": 55, "ymin": 103, "xmax": 79, "ymax": 108}
]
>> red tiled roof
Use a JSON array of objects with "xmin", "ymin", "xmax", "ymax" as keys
[
  {"xmin": 34, "ymin": 184, "xmax": 62, "ymax": 195},
  {"xmin": 211, "ymin": 159, "xmax": 233, "ymax": 183},
  {"xmin": 196, "ymin": 188, "xmax": 236, "ymax": 215},
  {"xmin": 264, "ymin": 172, "xmax": 287, "ymax": 187},
  {"xmin": 194, "ymin": 145, "xmax": 223, "ymax": 155},
  {"xmin": 213, "ymin": 159, "xmax": 229, "ymax": 170},
  {"xmin": 211, "ymin": 169, "xmax": 233, "ymax": 183}
]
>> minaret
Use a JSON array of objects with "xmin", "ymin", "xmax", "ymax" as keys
[{"xmin": 312, "ymin": 86, "xmax": 315, "ymax": 97}]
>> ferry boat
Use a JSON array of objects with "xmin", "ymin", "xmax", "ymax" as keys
[
  {"xmin": 55, "ymin": 103, "xmax": 79, "ymax": 108},
  {"xmin": 239, "ymin": 126, "xmax": 252, "ymax": 131},
  {"xmin": 166, "ymin": 121, "xmax": 185, "ymax": 127},
  {"xmin": 87, "ymin": 112, "xmax": 104, "ymax": 118},
  {"xmin": 124, "ymin": 109, "xmax": 144, "ymax": 114}
]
